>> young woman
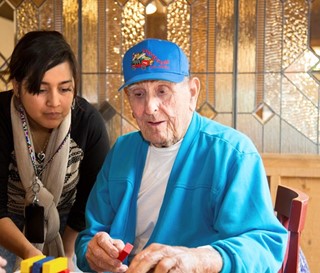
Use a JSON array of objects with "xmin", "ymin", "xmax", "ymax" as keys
[{"xmin": 0, "ymin": 30, "xmax": 110, "ymax": 272}]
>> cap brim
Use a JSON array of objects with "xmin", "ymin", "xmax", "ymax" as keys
[{"xmin": 118, "ymin": 73, "xmax": 186, "ymax": 91}]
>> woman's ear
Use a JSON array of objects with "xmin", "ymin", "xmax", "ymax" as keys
[{"xmin": 12, "ymin": 79, "xmax": 20, "ymax": 97}]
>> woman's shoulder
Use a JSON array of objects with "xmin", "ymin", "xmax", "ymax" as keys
[
  {"xmin": 0, "ymin": 90, "xmax": 13, "ymax": 108},
  {"xmin": 0, "ymin": 91, "xmax": 13, "ymax": 122}
]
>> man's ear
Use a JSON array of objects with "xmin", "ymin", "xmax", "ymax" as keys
[{"xmin": 189, "ymin": 77, "xmax": 200, "ymax": 111}]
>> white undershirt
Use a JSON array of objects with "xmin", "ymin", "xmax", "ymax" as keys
[{"xmin": 132, "ymin": 140, "xmax": 182, "ymax": 254}]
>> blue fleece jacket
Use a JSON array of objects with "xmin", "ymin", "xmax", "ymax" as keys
[{"xmin": 75, "ymin": 112, "xmax": 287, "ymax": 272}]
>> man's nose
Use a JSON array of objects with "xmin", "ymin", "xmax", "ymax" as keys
[{"xmin": 144, "ymin": 95, "xmax": 159, "ymax": 115}]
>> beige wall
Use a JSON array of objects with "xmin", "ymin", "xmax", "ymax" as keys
[
  {"xmin": 0, "ymin": 17, "xmax": 14, "ymax": 60},
  {"xmin": 0, "ymin": 16, "xmax": 14, "ymax": 92}
]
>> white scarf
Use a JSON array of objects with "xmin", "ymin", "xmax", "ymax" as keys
[{"xmin": 10, "ymin": 97, "xmax": 71, "ymax": 268}]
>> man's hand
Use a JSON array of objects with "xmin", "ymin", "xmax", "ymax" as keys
[
  {"xmin": 85, "ymin": 232, "xmax": 128, "ymax": 273},
  {"xmin": 126, "ymin": 243, "xmax": 223, "ymax": 273}
]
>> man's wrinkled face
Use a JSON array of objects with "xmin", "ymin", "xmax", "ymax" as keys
[{"xmin": 125, "ymin": 78, "xmax": 200, "ymax": 147}]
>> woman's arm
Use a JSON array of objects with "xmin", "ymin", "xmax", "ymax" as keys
[{"xmin": 0, "ymin": 217, "xmax": 42, "ymax": 259}]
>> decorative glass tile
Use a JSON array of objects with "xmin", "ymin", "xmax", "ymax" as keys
[
  {"xmin": 283, "ymin": 0, "xmax": 308, "ymax": 69},
  {"xmin": 215, "ymin": 0, "xmax": 234, "ymax": 73},
  {"xmin": 190, "ymin": 0, "xmax": 207, "ymax": 73},
  {"xmin": 0, "ymin": 1, "xmax": 14, "ymax": 20},
  {"xmin": 115, "ymin": 0, "xmax": 127, "ymax": 5},
  {"xmin": 284, "ymin": 72, "xmax": 318, "ymax": 105},
  {"xmin": 0, "ymin": 2, "xmax": 14, "ymax": 60},
  {"xmin": 264, "ymin": 72, "xmax": 281, "ymax": 114},
  {"xmin": 63, "ymin": 0, "xmax": 78, "ymax": 57},
  {"xmin": 16, "ymin": 0, "xmax": 38, "ymax": 39},
  {"xmin": 99, "ymin": 101, "xmax": 116, "ymax": 122},
  {"xmin": 39, "ymin": 0, "xmax": 54, "ymax": 30},
  {"xmin": 309, "ymin": 61, "xmax": 320, "ymax": 84},
  {"xmin": 237, "ymin": 74, "xmax": 255, "ymax": 112},
  {"xmin": 167, "ymin": 0, "xmax": 190, "ymax": 57},
  {"xmin": 237, "ymin": 114, "xmax": 263, "ymax": 151},
  {"xmin": 106, "ymin": 74, "xmax": 122, "ymax": 113},
  {"xmin": 309, "ymin": 0, "xmax": 320, "ymax": 58},
  {"xmin": 311, "ymin": 71, "xmax": 320, "ymax": 83},
  {"xmin": 145, "ymin": 1, "xmax": 167, "ymax": 39},
  {"xmin": 121, "ymin": 0, "xmax": 145, "ymax": 52},
  {"xmin": 82, "ymin": 0, "xmax": 98, "ymax": 74},
  {"xmin": 253, "ymin": 102, "xmax": 275, "ymax": 124},
  {"xmin": 282, "ymin": 76, "xmax": 318, "ymax": 143},
  {"xmin": 198, "ymin": 102, "xmax": 217, "ymax": 120},
  {"xmin": 8, "ymin": 0, "xmax": 23, "ymax": 7},
  {"xmin": 263, "ymin": 114, "xmax": 280, "ymax": 153},
  {"xmin": 0, "ymin": 53, "xmax": 10, "ymax": 88},
  {"xmin": 264, "ymin": 0, "xmax": 282, "ymax": 72},
  {"xmin": 162, "ymin": 0, "xmax": 174, "ymax": 5},
  {"xmin": 32, "ymin": 0, "xmax": 45, "ymax": 8},
  {"xmin": 285, "ymin": 49, "xmax": 319, "ymax": 73},
  {"xmin": 106, "ymin": 0, "xmax": 122, "ymax": 73},
  {"xmin": 281, "ymin": 120, "xmax": 317, "ymax": 154},
  {"xmin": 82, "ymin": 74, "xmax": 98, "ymax": 103},
  {"xmin": 139, "ymin": 0, "xmax": 148, "ymax": 6},
  {"xmin": 207, "ymin": 0, "xmax": 215, "ymax": 73},
  {"xmin": 238, "ymin": 0, "xmax": 256, "ymax": 73},
  {"xmin": 215, "ymin": 74, "xmax": 233, "ymax": 112}
]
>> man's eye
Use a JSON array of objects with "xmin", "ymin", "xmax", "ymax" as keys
[
  {"xmin": 157, "ymin": 87, "xmax": 170, "ymax": 96},
  {"xmin": 131, "ymin": 90, "xmax": 144, "ymax": 97}
]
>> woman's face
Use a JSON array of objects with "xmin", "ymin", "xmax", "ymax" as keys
[{"xmin": 15, "ymin": 61, "xmax": 75, "ymax": 131}]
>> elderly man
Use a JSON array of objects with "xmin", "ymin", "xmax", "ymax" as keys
[{"xmin": 75, "ymin": 39, "xmax": 287, "ymax": 273}]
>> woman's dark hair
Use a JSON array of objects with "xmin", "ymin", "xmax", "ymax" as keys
[{"xmin": 9, "ymin": 30, "xmax": 79, "ymax": 96}]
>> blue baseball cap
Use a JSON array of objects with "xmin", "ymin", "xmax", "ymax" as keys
[{"xmin": 118, "ymin": 38, "xmax": 189, "ymax": 91}]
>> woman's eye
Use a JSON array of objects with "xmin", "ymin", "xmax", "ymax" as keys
[{"xmin": 61, "ymin": 87, "xmax": 73, "ymax": 92}]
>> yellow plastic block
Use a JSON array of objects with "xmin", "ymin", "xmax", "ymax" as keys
[
  {"xmin": 42, "ymin": 257, "xmax": 68, "ymax": 273},
  {"xmin": 20, "ymin": 255, "xmax": 46, "ymax": 273}
]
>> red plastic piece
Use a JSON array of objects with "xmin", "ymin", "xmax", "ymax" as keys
[
  {"xmin": 58, "ymin": 269, "xmax": 70, "ymax": 273},
  {"xmin": 117, "ymin": 243, "xmax": 133, "ymax": 262}
]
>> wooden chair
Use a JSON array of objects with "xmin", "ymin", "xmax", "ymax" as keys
[{"xmin": 274, "ymin": 185, "xmax": 309, "ymax": 273}]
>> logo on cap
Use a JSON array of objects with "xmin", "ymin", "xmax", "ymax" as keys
[
  {"xmin": 131, "ymin": 52, "xmax": 154, "ymax": 70},
  {"xmin": 131, "ymin": 49, "xmax": 170, "ymax": 71}
]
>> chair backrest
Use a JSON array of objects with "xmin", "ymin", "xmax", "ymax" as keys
[{"xmin": 274, "ymin": 185, "xmax": 309, "ymax": 273}]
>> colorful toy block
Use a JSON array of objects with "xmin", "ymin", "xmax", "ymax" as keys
[
  {"xmin": 117, "ymin": 242, "xmax": 133, "ymax": 262},
  {"xmin": 20, "ymin": 255, "xmax": 69, "ymax": 273},
  {"xmin": 32, "ymin": 256, "xmax": 54, "ymax": 273},
  {"xmin": 42, "ymin": 257, "xmax": 68, "ymax": 273},
  {"xmin": 20, "ymin": 255, "xmax": 46, "ymax": 273}
]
